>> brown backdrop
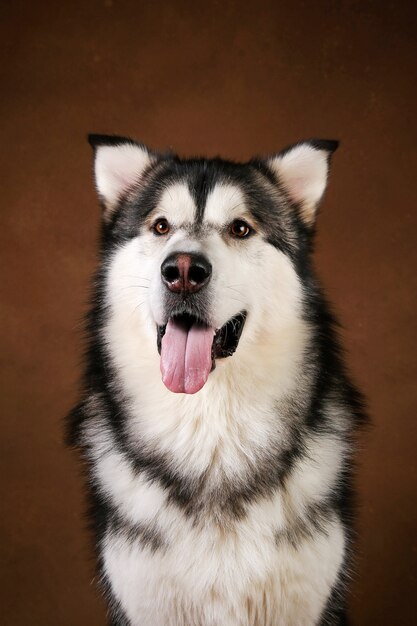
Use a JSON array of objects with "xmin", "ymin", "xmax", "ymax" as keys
[{"xmin": 1, "ymin": 1, "xmax": 416, "ymax": 624}]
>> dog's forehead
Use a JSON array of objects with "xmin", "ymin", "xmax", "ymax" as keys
[
  {"xmin": 158, "ymin": 180, "xmax": 247, "ymax": 226},
  {"xmin": 204, "ymin": 184, "xmax": 247, "ymax": 224},
  {"xmin": 158, "ymin": 183, "xmax": 196, "ymax": 223}
]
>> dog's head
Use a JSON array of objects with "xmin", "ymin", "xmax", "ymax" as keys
[{"xmin": 89, "ymin": 135, "xmax": 337, "ymax": 394}]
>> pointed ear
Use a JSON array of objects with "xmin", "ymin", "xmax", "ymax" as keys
[
  {"xmin": 88, "ymin": 134, "xmax": 156, "ymax": 219},
  {"xmin": 267, "ymin": 139, "xmax": 339, "ymax": 227}
]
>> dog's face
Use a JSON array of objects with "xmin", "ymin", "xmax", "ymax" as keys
[{"xmin": 90, "ymin": 136, "xmax": 337, "ymax": 394}]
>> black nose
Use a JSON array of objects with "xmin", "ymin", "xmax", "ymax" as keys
[{"xmin": 161, "ymin": 253, "xmax": 212, "ymax": 294}]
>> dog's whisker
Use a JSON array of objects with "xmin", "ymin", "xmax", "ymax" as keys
[
  {"xmin": 226, "ymin": 286, "xmax": 245, "ymax": 299},
  {"xmin": 127, "ymin": 301, "xmax": 147, "ymax": 323},
  {"xmin": 228, "ymin": 202, "xmax": 246, "ymax": 213},
  {"xmin": 227, "ymin": 287, "xmax": 244, "ymax": 295},
  {"xmin": 121, "ymin": 275, "xmax": 151, "ymax": 281},
  {"xmin": 227, "ymin": 188, "xmax": 239, "ymax": 204}
]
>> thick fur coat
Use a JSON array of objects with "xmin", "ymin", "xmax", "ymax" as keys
[{"xmin": 68, "ymin": 135, "xmax": 364, "ymax": 626}]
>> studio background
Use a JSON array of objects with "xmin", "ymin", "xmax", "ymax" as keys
[{"xmin": 1, "ymin": 1, "xmax": 416, "ymax": 624}]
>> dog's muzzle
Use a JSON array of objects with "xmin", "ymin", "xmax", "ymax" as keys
[{"xmin": 157, "ymin": 252, "xmax": 246, "ymax": 395}]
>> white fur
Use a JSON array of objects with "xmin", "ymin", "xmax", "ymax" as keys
[
  {"xmin": 204, "ymin": 184, "xmax": 250, "ymax": 225},
  {"xmin": 94, "ymin": 142, "xmax": 153, "ymax": 215},
  {"xmin": 102, "ymin": 507, "xmax": 344, "ymax": 626},
  {"xmin": 156, "ymin": 182, "xmax": 197, "ymax": 225},
  {"xmin": 287, "ymin": 433, "xmax": 347, "ymax": 513},
  {"xmin": 87, "ymin": 415, "xmax": 346, "ymax": 625},
  {"xmin": 91, "ymin": 181, "xmax": 347, "ymax": 624},
  {"xmin": 86, "ymin": 417, "xmax": 168, "ymax": 525},
  {"xmin": 269, "ymin": 143, "xmax": 330, "ymax": 226},
  {"xmin": 87, "ymin": 417, "xmax": 345, "ymax": 541}
]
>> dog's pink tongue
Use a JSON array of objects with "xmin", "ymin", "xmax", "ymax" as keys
[{"xmin": 161, "ymin": 319, "xmax": 214, "ymax": 394}]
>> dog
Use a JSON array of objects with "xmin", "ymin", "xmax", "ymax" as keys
[{"xmin": 67, "ymin": 134, "xmax": 365, "ymax": 626}]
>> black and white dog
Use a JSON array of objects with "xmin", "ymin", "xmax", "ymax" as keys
[{"xmin": 68, "ymin": 135, "xmax": 365, "ymax": 626}]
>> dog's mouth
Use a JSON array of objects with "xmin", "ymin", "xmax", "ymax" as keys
[{"xmin": 157, "ymin": 311, "xmax": 247, "ymax": 394}]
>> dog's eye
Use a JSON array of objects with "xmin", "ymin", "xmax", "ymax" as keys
[
  {"xmin": 153, "ymin": 219, "xmax": 170, "ymax": 236},
  {"xmin": 230, "ymin": 220, "xmax": 252, "ymax": 239}
]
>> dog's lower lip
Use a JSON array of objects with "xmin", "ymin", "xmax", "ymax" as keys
[{"xmin": 212, "ymin": 311, "xmax": 247, "ymax": 359}]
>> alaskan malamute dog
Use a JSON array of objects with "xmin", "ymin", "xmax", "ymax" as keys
[{"xmin": 68, "ymin": 135, "xmax": 365, "ymax": 626}]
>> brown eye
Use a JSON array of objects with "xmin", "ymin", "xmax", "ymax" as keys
[
  {"xmin": 153, "ymin": 218, "xmax": 170, "ymax": 236},
  {"xmin": 230, "ymin": 220, "xmax": 252, "ymax": 239}
]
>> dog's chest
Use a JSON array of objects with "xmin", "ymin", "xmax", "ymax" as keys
[
  {"xmin": 102, "ymin": 479, "xmax": 344, "ymax": 626},
  {"xmin": 95, "ymin": 428, "xmax": 345, "ymax": 626},
  {"xmin": 89, "ymin": 380, "xmax": 345, "ymax": 625}
]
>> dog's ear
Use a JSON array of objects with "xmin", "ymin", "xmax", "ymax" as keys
[
  {"xmin": 267, "ymin": 140, "xmax": 339, "ymax": 227},
  {"xmin": 88, "ymin": 134, "xmax": 156, "ymax": 220}
]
